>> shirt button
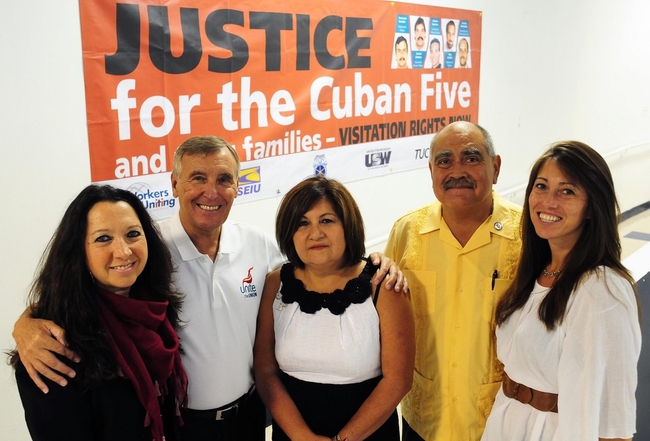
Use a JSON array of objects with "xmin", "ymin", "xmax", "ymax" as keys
[{"xmin": 452, "ymin": 363, "xmax": 458, "ymax": 368}]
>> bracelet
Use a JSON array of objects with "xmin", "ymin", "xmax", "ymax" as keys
[{"xmin": 331, "ymin": 435, "xmax": 341, "ymax": 441}]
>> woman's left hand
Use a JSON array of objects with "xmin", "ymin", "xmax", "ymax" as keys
[{"xmin": 368, "ymin": 252, "xmax": 408, "ymax": 293}]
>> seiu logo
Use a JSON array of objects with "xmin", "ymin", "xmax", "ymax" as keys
[
  {"xmin": 238, "ymin": 167, "xmax": 262, "ymax": 196},
  {"xmin": 365, "ymin": 151, "xmax": 391, "ymax": 167},
  {"xmin": 238, "ymin": 184, "xmax": 261, "ymax": 196}
]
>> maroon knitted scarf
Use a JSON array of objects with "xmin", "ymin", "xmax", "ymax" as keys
[{"xmin": 97, "ymin": 288, "xmax": 188, "ymax": 441}]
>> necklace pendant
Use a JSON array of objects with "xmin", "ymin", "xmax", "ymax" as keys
[{"xmin": 542, "ymin": 269, "xmax": 562, "ymax": 277}]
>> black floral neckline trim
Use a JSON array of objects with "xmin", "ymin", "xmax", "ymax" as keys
[{"xmin": 279, "ymin": 258, "xmax": 379, "ymax": 315}]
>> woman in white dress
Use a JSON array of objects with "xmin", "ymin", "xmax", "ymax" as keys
[{"xmin": 482, "ymin": 141, "xmax": 641, "ymax": 441}]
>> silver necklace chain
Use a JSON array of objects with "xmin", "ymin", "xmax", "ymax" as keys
[{"xmin": 542, "ymin": 269, "xmax": 562, "ymax": 277}]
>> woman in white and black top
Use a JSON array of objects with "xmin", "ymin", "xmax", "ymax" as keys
[{"xmin": 254, "ymin": 176, "xmax": 415, "ymax": 441}]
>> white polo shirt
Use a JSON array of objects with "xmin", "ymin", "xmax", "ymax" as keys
[{"xmin": 158, "ymin": 213, "xmax": 284, "ymax": 409}]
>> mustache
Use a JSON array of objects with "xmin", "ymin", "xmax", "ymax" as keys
[{"xmin": 443, "ymin": 177, "xmax": 476, "ymax": 190}]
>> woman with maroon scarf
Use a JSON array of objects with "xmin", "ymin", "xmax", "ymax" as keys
[{"xmin": 11, "ymin": 185, "xmax": 187, "ymax": 441}]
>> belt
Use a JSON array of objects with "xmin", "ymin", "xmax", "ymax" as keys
[
  {"xmin": 502, "ymin": 372, "xmax": 558, "ymax": 413},
  {"xmin": 183, "ymin": 386, "xmax": 254, "ymax": 421}
]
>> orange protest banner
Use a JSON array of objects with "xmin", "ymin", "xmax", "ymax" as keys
[{"xmin": 79, "ymin": 0, "xmax": 481, "ymax": 208}]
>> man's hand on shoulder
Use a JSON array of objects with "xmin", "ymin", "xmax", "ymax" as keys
[
  {"xmin": 368, "ymin": 252, "xmax": 408, "ymax": 293},
  {"xmin": 13, "ymin": 307, "xmax": 80, "ymax": 394}
]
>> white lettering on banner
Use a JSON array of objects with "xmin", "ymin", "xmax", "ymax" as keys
[
  {"xmin": 140, "ymin": 95, "xmax": 176, "ymax": 138},
  {"xmin": 115, "ymin": 145, "xmax": 167, "ymax": 178},
  {"xmin": 111, "ymin": 79, "xmax": 201, "ymax": 140},
  {"xmin": 216, "ymin": 77, "xmax": 296, "ymax": 130},
  {"xmin": 310, "ymin": 73, "xmax": 412, "ymax": 121},
  {"xmin": 110, "ymin": 74, "xmax": 473, "ymax": 142},
  {"xmin": 111, "ymin": 79, "xmax": 136, "ymax": 140},
  {"xmin": 420, "ymin": 74, "xmax": 472, "ymax": 111},
  {"xmin": 238, "ymin": 131, "xmax": 322, "ymax": 161}
]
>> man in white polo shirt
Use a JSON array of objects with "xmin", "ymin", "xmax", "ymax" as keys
[
  {"xmin": 13, "ymin": 136, "xmax": 406, "ymax": 441},
  {"xmin": 160, "ymin": 136, "xmax": 284, "ymax": 440}
]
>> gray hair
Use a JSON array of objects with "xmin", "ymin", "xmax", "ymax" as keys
[
  {"xmin": 429, "ymin": 122, "xmax": 495, "ymax": 161},
  {"xmin": 172, "ymin": 136, "xmax": 240, "ymax": 176}
]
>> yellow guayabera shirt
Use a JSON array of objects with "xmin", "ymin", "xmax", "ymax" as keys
[{"xmin": 386, "ymin": 192, "xmax": 522, "ymax": 441}]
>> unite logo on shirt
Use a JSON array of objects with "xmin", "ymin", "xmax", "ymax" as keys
[{"xmin": 240, "ymin": 267, "xmax": 258, "ymax": 298}]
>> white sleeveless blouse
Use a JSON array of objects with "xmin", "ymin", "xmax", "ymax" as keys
[{"xmin": 273, "ymin": 287, "xmax": 382, "ymax": 385}]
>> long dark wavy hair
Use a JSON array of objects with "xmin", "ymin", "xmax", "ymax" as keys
[
  {"xmin": 496, "ymin": 141, "xmax": 638, "ymax": 329},
  {"xmin": 10, "ymin": 185, "xmax": 182, "ymax": 382}
]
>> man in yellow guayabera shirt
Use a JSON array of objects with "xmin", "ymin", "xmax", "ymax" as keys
[{"xmin": 385, "ymin": 121, "xmax": 522, "ymax": 440}]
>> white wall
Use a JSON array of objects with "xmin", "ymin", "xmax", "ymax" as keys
[{"xmin": 2, "ymin": 0, "xmax": 650, "ymax": 438}]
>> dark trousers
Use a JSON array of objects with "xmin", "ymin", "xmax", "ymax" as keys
[
  {"xmin": 402, "ymin": 417, "xmax": 425, "ymax": 441},
  {"xmin": 181, "ymin": 389, "xmax": 266, "ymax": 441}
]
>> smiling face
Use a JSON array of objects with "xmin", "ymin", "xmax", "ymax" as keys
[
  {"xmin": 528, "ymin": 159, "xmax": 588, "ymax": 249},
  {"xmin": 292, "ymin": 198, "xmax": 347, "ymax": 270},
  {"xmin": 85, "ymin": 201, "xmax": 148, "ymax": 296},
  {"xmin": 429, "ymin": 122, "xmax": 500, "ymax": 216},
  {"xmin": 171, "ymin": 149, "xmax": 239, "ymax": 241}
]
